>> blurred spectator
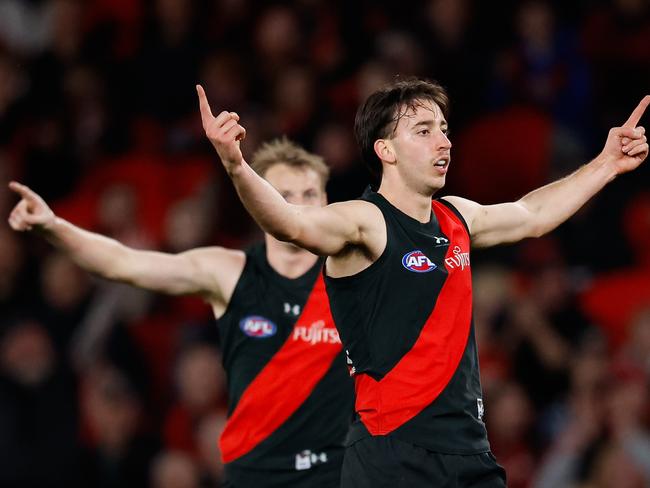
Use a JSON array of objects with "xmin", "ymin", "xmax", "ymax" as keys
[
  {"xmin": 0, "ymin": 0, "xmax": 54, "ymax": 55},
  {"xmin": 614, "ymin": 308, "xmax": 650, "ymax": 377},
  {"xmin": 164, "ymin": 194, "xmax": 214, "ymax": 253},
  {"xmin": 314, "ymin": 121, "xmax": 367, "ymax": 202},
  {"xmin": 486, "ymin": 381, "xmax": 536, "ymax": 488},
  {"xmin": 502, "ymin": 239, "xmax": 592, "ymax": 409},
  {"xmin": 622, "ymin": 192, "xmax": 650, "ymax": 267},
  {"xmin": 134, "ymin": 0, "xmax": 201, "ymax": 123},
  {"xmin": 448, "ymin": 106, "xmax": 552, "ymax": 203},
  {"xmin": 581, "ymin": 192, "xmax": 650, "ymax": 349},
  {"xmin": 195, "ymin": 411, "xmax": 227, "ymax": 486},
  {"xmin": 417, "ymin": 0, "xmax": 490, "ymax": 126},
  {"xmin": 271, "ymin": 65, "xmax": 319, "ymax": 140},
  {"xmin": 35, "ymin": 252, "xmax": 92, "ymax": 351},
  {"xmin": 253, "ymin": 5, "xmax": 303, "ymax": 80},
  {"xmin": 96, "ymin": 182, "xmax": 152, "ymax": 248},
  {"xmin": 375, "ymin": 30, "xmax": 425, "ymax": 77},
  {"xmin": 472, "ymin": 265, "xmax": 513, "ymax": 393},
  {"xmin": 2, "ymin": 1, "xmax": 649, "ymax": 485},
  {"xmin": 0, "ymin": 319, "xmax": 80, "ymax": 487},
  {"xmin": 164, "ymin": 343, "xmax": 225, "ymax": 456},
  {"xmin": 489, "ymin": 0, "xmax": 591, "ymax": 131},
  {"xmin": 0, "ymin": 49, "xmax": 27, "ymax": 145},
  {"xmin": 0, "ymin": 228, "xmax": 27, "ymax": 316},
  {"xmin": 62, "ymin": 64, "xmax": 110, "ymax": 162},
  {"xmin": 533, "ymin": 339, "xmax": 609, "ymax": 487},
  {"xmin": 79, "ymin": 362, "xmax": 159, "ymax": 488},
  {"xmin": 199, "ymin": 52, "xmax": 248, "ymax": 115},
  {"xmin": 581, "ymin": 0, "xmax": 650, "ymax": 135},
  {"xmin": 150, "ymin": 450, "xmax": 200, "ymax": 488}
]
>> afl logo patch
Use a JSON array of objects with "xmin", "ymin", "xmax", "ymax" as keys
[
  {"xmin": 402, "ymin": 250, "xmax": 437, "ymax": 273},
  {"xmin": 239, "ymin": 316, "xmax": 277, "ymax": 338}
]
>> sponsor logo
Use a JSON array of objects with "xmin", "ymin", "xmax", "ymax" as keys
[
  {"xmin": 295, "ymin": 450, "xmax": 329, "ymax": 471},
  {"xmin": 433, "ymin": 236, "xmax": 449, "ymax": 246},
  {"xmin": 293, "ymin": 320, "xmax": 341, "ymax": 345},
  {"xmin": 239, "ymin": 316, "xmax": 277, "ymax": 338},
  {"xmin": 477, "ymin": 398, "xmax": 484, "ymax": 421},
  {"xmin": 283, "ymin": 302, "xmax": 301, "ymax": 316},
  {"xmin": 402, "ymin": 250, "xmax": 437, "ymax": 273},
  {"xmin": 345, "ymin": 349, "xmax": 356, "ymax": 376},
  {"xmin": 445, "ymin": 245, "xmax": 470, "ymax": 270}
]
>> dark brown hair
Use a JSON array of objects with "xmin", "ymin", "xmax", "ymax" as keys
[{"xmin": 354, "ymin": 77, "xmax": 449, "ymax": 184}]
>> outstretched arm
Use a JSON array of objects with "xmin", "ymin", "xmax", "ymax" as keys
[
  {"xmin": 7, "ymin": 182, "xmax": 243, "ymax": 304},
  {"xmin": 197, "ymin": 85, "xmax": 368, "ymax": 256},
  {"xmin": 446, "ymin": 96, "xmax": 649, "ymax": 248}
]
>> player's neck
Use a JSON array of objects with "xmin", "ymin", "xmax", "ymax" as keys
[
  {"xmin": 378, "ymin": 178, "xmax": 434, "ymax": 224},
  {"xmin": 265, "ymin": 234, "xmax": 319, "ymax": 278}
]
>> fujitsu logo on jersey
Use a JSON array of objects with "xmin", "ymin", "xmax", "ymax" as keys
[
  {"xmin": 239, "ymin": 315, "xmax": 277, "ymax": 338},
  {"xmin": 293, "ymin": 320, "xmax": 341, "ymax": 345},
  {"xmin": 402, "ymin": 250, "xmax": 437, "ymax": 273},
  {"xmin": 445, "ymin": 245, "xmax": 470, "ymax": 270}
]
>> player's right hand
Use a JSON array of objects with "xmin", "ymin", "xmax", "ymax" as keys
[
  {"xmin": 7, "ymin": 181, "xmax": 56, "ymax": 232},
  {"xmin": 197, "ymin": 84, "xmax": 246, "ymax": 175}
]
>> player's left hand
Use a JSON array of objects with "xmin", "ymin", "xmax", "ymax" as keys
[{"xmin": 600, "ymin": 95, "xmax": 649, "ymax": 175}]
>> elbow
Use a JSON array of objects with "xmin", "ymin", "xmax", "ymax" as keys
[
  {"xmin": 527, "ymin": 214, "xmax": 562, "ymax": 239},
  {"xmin": 102, "ymin": 262, "xmax": 129, "ymax": 283},
  {"xmin": 529, "ymin": 224, "xmax": 547, "ymax": 239},
  {"xmin": 103, "ymin": 246, "xmax": 137, "ymax": 283},
  {"xmin": 268, "ymin": 218, "xmax": 307, "ymax": 245},
  {"xmin": 269, "ymin": 226, "xmax": 299, "ymax": 244},
  {"xmin": 282, "ymin": 227, "xmax": 325, "ymax": 255}
]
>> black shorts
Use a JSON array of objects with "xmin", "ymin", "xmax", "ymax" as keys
[
  {"xmin": 223, "ymin": 455, "xmax": 342, "ymax": 488},
  {"xmin": 341, "ymin": 436, "xmax": 506, "ymax": 488}
]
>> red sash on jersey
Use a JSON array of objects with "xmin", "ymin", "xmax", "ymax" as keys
[
  {"xmin": 219, "ymin": 274, "xmax": 342, "ymax": 463},
  {"xmin": 355, "ymin": 201, "xmax": 473, "ymax": 435}
]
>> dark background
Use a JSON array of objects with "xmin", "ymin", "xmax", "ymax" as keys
[{"xmin": 0, "ymin": 0, "xmax": 649, "ymax": 486}]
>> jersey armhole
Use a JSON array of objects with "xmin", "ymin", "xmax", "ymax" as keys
[
  {"xmin": 324, "ymin": 198, "xmax": 390, "ymax": 283},
  {"xmin": 436, "ymin": 198, "xmax": 471, "ymax": 236},
  {"xmin": 215, "ymin": 253, "xmax": 250, "ymax": 320}
]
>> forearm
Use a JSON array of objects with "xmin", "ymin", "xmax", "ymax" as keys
[
  {"xmin": 229, "ymin": 163, "xmax": 303, "ymax": 242},
  {"xmin": 519, "ymin": 155, "xmax": 617, "ymax": 237},
  {"xmin": 41, "ymin": 218, "xmax": 133, "ymax": 281}
]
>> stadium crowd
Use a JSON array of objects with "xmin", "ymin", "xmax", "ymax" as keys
[{"xmin": 0, "ymin": 0, "xmax": 649, "ymax": 486}]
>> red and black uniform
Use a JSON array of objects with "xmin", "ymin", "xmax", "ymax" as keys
[
  {"xmin": 325, "ymin": 190, "xmax": 505, "ymax": 487},
  {"xmin": 216, "ymin": 244, "xmax": 354, "ymax": 487}
]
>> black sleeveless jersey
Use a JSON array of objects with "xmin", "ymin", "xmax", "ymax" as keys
[
  {"xmin": 324, "ymin": 189, "xmax": 489, "ymax": 454},
  {"xmin": 215, "ymin": 243, "xmax": 354, "ymax": 471}
]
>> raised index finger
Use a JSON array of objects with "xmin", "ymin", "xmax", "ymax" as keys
[
  {"xmin": 8, "ymin": 181, "xmax": 39, "ymax": 203},
  {"xmin": 196, "ymin": 84, "xmax": 214, "ymax": 124},
  {"xmin": 623, "ymin": 95, "xmax": 650, "ymax": 128}
]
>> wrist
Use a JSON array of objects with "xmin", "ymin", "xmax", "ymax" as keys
[
  {"xmin": 590, "ymin": 153, "xmax": 619, "ymax": 183},
  {"xmin": 226, "ymin": 159, "xmax": 249, "ymax": 179},
  {"xmin": 37, "ymin": 215, "xmax": 61, "ymax": 235}
]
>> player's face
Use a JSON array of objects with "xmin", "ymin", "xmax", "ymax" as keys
[
  {"xmin": 264, "ymin": 163, "xmax": 327, "ymax": 207},
  {"xmin": 388, "ymin": 99, "xmax": 451, "ymax": 193}
]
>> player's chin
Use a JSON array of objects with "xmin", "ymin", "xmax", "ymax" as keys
[{"xmin": 430, "ymin": 175, "xmax": 447, "ymax": 191}]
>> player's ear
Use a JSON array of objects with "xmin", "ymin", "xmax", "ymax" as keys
[{"xmin": 374, "ymin": 139, "xmax": 396, "ymax": 164}]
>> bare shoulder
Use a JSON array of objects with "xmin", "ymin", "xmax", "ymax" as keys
[
  {"xmin": 180, "ymin": 246, "xmax": 246, "ymax": 305},
  {"xmin": 440, "ymin": 196, "xmax": 481, "ymax": 232},
  {"xmin": 326, "ymin": 200, "xmax": 387, "ymax": 275},
  {"xmin": 181, "ymin": 246, "xmax": 246, "ymax": 271},
  {"xmin": 330, "ymin": 200, "xmax": 386, "ymax": 246},
  {"xmin": 327, "ymin": 199, "xmax": 384, "ymax": 233}
]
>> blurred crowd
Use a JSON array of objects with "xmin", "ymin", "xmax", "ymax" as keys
[{"xmin": 0, "ymin": 0, "xmax": 649, "ymax": 487}]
